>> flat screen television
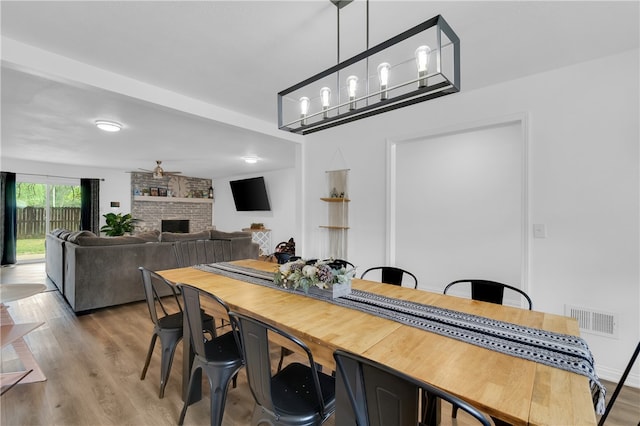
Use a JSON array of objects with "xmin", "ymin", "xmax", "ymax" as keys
[{"xmin": 229, "ymin": 176, "xmax": 271, "ymax": 211}]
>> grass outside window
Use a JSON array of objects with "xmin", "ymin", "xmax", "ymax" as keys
[{"xmin": 17, "ymin": 238, "xmax": 45, "ymax": 256}]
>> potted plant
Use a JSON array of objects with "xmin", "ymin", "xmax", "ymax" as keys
[
  {"xmin": 273, "ymin": 258, "xmax": 354, "ymax": 298},
  {"xmin": 100, "ymin": 212, "xmax": 138, "ymax": 236}
]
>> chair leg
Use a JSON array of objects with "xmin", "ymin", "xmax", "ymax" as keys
[
  {"xmin": 178, "ymin": 365, "xmax": 201, "ymax": 426},
  {"xmin": 421, "ymin": 391, "xmax": 441, "ymax": 426},
  {"xmin": 277, "ymin": 347, "xmax": 293, "ymax": 372},
  {"xmin": 451, "ymin": 404, "xmax": 459, "ymax": 418},
  {"xmin": 140, "ymin": 334, "xmax": 158, "ymax": 380},
  {"xmin": 207, "ymin": 367, "xmax": 239, "ymax": 426},
  {"xmin": 158, "ymin": 333, "xmax": 180, "ymax": 399}
]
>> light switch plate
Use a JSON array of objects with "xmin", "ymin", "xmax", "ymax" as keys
[{"xmin": 533, "ymin": 224, "xmax": 547, "ymax": 238}]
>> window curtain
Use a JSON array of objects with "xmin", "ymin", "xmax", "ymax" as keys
[
  {"xmin": 1, "ymin": 172, "xmax": 17, "ymax": 265},
  {"xmin": 80, "ymin": 178, "xmax": 100, "ymax": 234}
]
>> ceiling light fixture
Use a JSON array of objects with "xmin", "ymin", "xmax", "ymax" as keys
[
  {"xmin": 243, "ymin": 156, "xmax": 258, "ymax": 164},
  {"xmin": 277, "ymin": 0, "xmax": 460, "ymax": 135},
  {"xmin": 95, "ymin": 120, "xmax": 122, "ymax": 132}
]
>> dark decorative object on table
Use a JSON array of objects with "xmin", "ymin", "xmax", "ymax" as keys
[{"xmin": 274, "ymin": 238, "xmax": 295, "ymax": 264}]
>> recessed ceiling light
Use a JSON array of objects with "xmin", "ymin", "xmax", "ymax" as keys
[
  {"xmin": 95, "ymin": 120, "xmax": 122, "ymax": 132},
  {"xmin": 243, "ymin": 156, "xmax": 258, "ymax": 164}
]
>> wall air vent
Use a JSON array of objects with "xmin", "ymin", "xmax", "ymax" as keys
[{"xmin": 565, "ymin": 305, "xmax": 618, "ymax": 338}]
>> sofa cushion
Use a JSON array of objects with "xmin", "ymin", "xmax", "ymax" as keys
[
  {"xmin": 50, "ymin": 228, "xmax": 68, "ymax": 238},
  {"xmin": 210, "ymin": 230, "xmax": 251, "ymax": 239},
  {"xmin": 160, "ymin": 231, "xmax": 210, "ymax": 242},
  {"xmin": 59, "ymin": 230, "xmax": 73, "ymax": 240},
  {"xmin": 67, "ymin": 230, "xmax": 97, "ymax": 244},
  {"xmin": 75, "ymin": 236, "xmax": 147, "ymax": 246},
  {"xmin": 135, "ymin": 229, "xmax": 161, "ymax": 242}
]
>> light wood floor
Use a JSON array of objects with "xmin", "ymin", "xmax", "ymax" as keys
[{"xmin": 1, "ymin": 263, "xmax": 638, "ymax": 425}]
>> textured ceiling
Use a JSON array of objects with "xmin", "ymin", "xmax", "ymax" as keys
[{"xmin": 1, "ymin": 1, "xmax": 638, "ymax": 178}]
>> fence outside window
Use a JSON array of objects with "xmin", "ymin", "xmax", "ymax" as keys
[{"xmin": 17, "ymin": 206, "xmax": 81, "ymax": 238}]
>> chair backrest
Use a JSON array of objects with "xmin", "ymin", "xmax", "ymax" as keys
[
  {"xmin": 173, "ymin": 239, "xmax": 232, "ymax": 267},
  {"xmin": 139, "ymin": 266, "xmax": 182, "ymax": 326},
  {"xmin": 333, "ymin": 349, "xmax": 491, "ymax": 426},
  {"xmin": 360, "ymin": 266, "xmax": 418, "ymax": 289},
  {"xmin": 444, "ymin": 279, "xmax": 533, "ymax": 310},
  {"xmin": 228, "ymin": 311, "xmax": 330, "ymax": 420},
  {"xmin": 177, "ymin": 283, "xmax": 235, "ymax": 359},
  {"xmin": 323, "ymin": 258, "xmax": 355, "ymax": 270}
]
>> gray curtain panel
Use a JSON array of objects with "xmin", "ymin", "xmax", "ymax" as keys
[
  {"xmin": 80, "ymin": 178, "xmax": 100, "ymax": 234},
  {"xmin": 1, "ymin": 171, "xmax": 17, "ymax": 265}
]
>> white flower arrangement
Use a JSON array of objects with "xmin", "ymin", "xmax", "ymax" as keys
[{"xmin": 274, "ymin": 258, "xmax": 355, "ymax": 294}]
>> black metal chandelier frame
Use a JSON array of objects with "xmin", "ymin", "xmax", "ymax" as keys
[{"xmin": 277, "ymin": 13, "xmax": 460, "ymax": 135}]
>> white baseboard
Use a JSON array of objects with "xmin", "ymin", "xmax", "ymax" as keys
[{"xmin": 597, "ymin": 364, "xmax": 640, "ymax": 389}]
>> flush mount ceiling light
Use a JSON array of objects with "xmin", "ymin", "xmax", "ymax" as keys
[
  {"xmin": 95, "ymin": 120, "xmax": 122, "ymax": 132},
  {"xmin": 277, "ymin": 0, "xmax": 460, "ymax": 135},
  {"xmin": 243, "ymin": 156, "xmax": 259, "ymax": 164}
]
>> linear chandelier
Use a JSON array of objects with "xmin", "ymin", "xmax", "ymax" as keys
[{"xmin": 277, "ymin": 1, "xmax": 460, "ymax": 135}]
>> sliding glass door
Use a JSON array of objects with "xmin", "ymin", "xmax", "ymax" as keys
[{"xmin": 16, "ymin": 176, "xmax": 81, "ymax": 262}]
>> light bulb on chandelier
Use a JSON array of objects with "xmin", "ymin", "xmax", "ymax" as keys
[
  {"xmin": 346, "ymin": 75, "xmax": 358, "ymax": 110},
  {"xmin": 415, "ymin": 45, "xmax": 431, "ymax": 88},
  {"xmin": 299, "ymin": 96, "xmax": 310, "ymax": 125},
  {"xmin": 320, "ymin": 87, "xmax": 331, "ymax": 119},
  {"xmin": 377, "ymin": 63, "xmax": 391, "ymax": 100}
]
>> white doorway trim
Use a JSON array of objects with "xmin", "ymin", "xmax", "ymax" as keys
[{"xmin": 386, "ymin": 112, "xmax": 531, "ymax": 296}]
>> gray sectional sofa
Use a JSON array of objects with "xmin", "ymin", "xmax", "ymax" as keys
[{"xmin": 45, "ymin": 228, "xmax": 259, "ymax": 313}]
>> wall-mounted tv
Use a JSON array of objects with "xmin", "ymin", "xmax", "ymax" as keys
[{"xmin": 229, "ymin": 176, "xmax": 271, "ymax": 211}]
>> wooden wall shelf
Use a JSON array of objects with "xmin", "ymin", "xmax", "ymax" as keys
[
  {"xmin": 133, "ymin": 196, "xmax": 213, "ymax": 204},
  {"xmin": 320, "ymin": 197, "xmax": 350, "ymax": 202}
]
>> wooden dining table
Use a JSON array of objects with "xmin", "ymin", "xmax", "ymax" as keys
[{"xmin": 158, "ymin": 259, "xmax": 597, "ymax": 426}]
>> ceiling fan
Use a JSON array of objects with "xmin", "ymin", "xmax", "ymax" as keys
[{"xmin": 136, "ymin": 160, "xmax": 182, "ymax": 179}]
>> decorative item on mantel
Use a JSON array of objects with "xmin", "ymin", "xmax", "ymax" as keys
[{"xmin": 274, "ymin": 258, "xmax": 354, "ymax": 299}]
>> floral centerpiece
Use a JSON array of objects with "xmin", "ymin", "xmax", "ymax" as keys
[{"xmin": 274, "ymin": 258, "xmax": 354, "ymax": 298}]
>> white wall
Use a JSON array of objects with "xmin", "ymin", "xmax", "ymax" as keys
[
  {"xmin": 214, "ymin": 167, "xmax": 299, "ymax": 255},
  {"xmin": 1, "ymin": 158, "xmax": 133, "ymax": 229},
  {"xmin": 395, "ymin": 121, "xmax": 524, "ymax": 295},
  {"xmin": 301, "ymin": 49, "xmax": 639, "ymax": 385}
]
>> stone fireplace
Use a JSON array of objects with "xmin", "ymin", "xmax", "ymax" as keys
[{"xmin": 131, "ymin": 173, "xmax": 213, "ymax": 234}]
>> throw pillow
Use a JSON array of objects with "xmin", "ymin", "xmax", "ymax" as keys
[{"xmin": 67, "ymin": 230, "xmax": 97, "ymax": 244}]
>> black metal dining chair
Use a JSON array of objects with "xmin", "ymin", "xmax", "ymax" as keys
[
  {"xmin": 177, "ymin": 284, "xmax": 244, "ymax": 426},
  {"xmin": 333, "ymin": 349, "xmax": 491, "ymax": 426},
  {"xmin": 138, "ymin": 267, "xmax": 215, "ymax": 398},
  {"xmin": 444, "ymin": 279, "xmax": 533, "ymax": 310},
  {"xmin": 360, "ymin": 266, "xmax": 418, "ymax": 289},
  {"xmin": 229, "ymin": 311, "xmax": 336, "ymax": 426},
  {"xmin": 323, "ymin": 258, "xmax": 355, "ymax": 270}
]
